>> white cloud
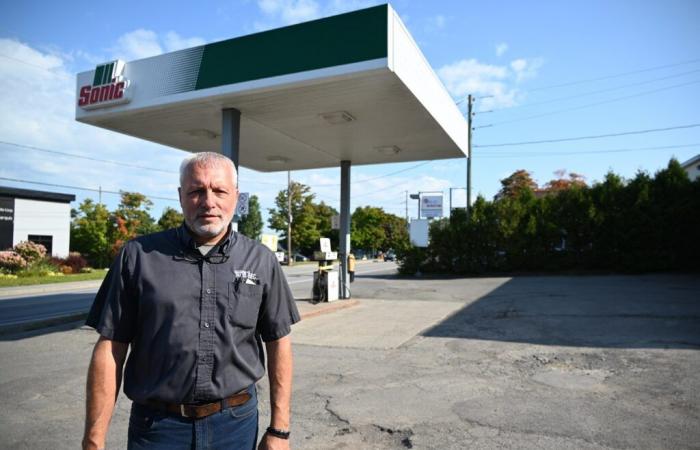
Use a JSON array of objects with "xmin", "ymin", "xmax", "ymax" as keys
[
  {"xmin": 109, "ymin": 29, "xmax": 206, "ymax": 61},
  {"xmin": 495, "ymin": 42, "xmax": 508, "ymax": 57},
  {"xmin": 438, "ymin": 56, "xmax": 544, "ymax": 109},
  {"xmin": 163, "ymin": 32, "xmax": 206, "ymax": 52},
  {"xmin": 255, "ymin": 0, "xmax": 380, "ymax": 27},
  {"xmin": 110, "ymin": 29, "xmax": 163, "ymax": 60},
  {"xmin": 425, "ymin": 14, "xmax": 447, "ymax": 32},
  {"xmin": 257, "ymin": 0, "xmax": 320, "ymax": 24},
  {"xmin": 510, "ymin": 57, "xmax": 544, "ymax": 82}
]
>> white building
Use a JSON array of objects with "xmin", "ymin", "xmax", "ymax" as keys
[
  {"xmin": 680, "ymin": 154, "xmax": 700, "ymax": 182},
  {"xmin": 0, "ymin": 187, "xmax": 75, "ymax": 257}
]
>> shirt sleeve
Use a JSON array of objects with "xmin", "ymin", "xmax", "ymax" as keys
[
  {"xmin": 257, "ymin": 251, "xmax": 301, "ymax": 342},
  {"xmin": 85, "ymin": 243, "xmax": 138, "ymax": 343}
]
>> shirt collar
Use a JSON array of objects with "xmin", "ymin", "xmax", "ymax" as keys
[{"xmin": 177, "ymin": 222, "xmax": 236, "ymax": 256}]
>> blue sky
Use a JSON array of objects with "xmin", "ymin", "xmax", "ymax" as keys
[{"xmin": 1, "ymin": 0, "xmax": 699, "ymax": 233}]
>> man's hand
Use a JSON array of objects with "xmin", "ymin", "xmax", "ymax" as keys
[
  {"xmin": 258, "ymin": 432, "xmax": 290, "ymax": 450},
  {"xmin": 262, "ymin": 335, "xmax": 293, "ymax": 450},
  {"xmin": 82, "ymin": 336, "xmax": 128, "ymax": 450}
]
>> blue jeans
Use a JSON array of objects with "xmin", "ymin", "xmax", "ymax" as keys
[{"xmin": 127, "ymin": 385, "xmax": 258, "ymax": 450}]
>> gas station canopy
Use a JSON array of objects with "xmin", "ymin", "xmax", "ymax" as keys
[{"xmin": 75, "ymin": 4, "xmax": 468, "ymax": 172}]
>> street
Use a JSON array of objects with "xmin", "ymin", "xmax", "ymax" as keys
[
  {"xmin": 0, "ymin": 260, "xmax": 397, "ymax": 330},
  {"xmin": 0, "ymin": 273, "xmax": 699, "ymax": 449}
]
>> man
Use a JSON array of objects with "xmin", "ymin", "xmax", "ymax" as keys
[{"xmin": 82, "ymin": 152, "xmax": 300, "ymax": 450}]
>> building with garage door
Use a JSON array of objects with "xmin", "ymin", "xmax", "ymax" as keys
[{"xmin": 0, "ymin": 186, "xmax": 75, "ymax": 257}]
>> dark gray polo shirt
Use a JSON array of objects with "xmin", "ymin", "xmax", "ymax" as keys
[{"xmin": 86, "ymin": 224, "xmax": 300, "ymax": 404}]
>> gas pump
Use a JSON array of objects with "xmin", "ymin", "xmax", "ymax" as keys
[{"xmin": 312, "ymin": 238, "xmax": 338, "ymax": 302}]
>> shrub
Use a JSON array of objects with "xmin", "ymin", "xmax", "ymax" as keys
[
  {"xmin": 0, "ymin": 251, "xmax": 27, "ymax": 274},
  {"xmin": 14, "ymin": 241, "xmax": 47, "ymax": 264},
  {"xmin": 51, "ymin": 252, "xmax": 89, "ymax": 274},
  {"xmin": 17, "ymin": 259, "xmax": 60, "ymax": 277}
]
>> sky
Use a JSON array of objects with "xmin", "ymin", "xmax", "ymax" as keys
[{"xmin": 1, "ymin": 0, "xmax": 699, "ymax": 235}]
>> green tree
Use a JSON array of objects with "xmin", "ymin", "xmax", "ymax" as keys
[
  {"xmin": 70, "ymin": 199, "xmax": 111, "ymax": 267},
  {"xmin": 238, "ymin": 195, "xmax": 263, "ymax": 240},
  {"xmin": 495, "ymin": 169, "xmax": 538, "ymax": 200},
  {"xmin": 113, "ymin": 191, "xmax": 158, "ymax": 237},
  {"xmin": 351, "ymin": 206, "xmax": 386, "ymax": 253},
  {"xmin": 268, "ymin": 182, "xmax": 322, "ymax": 255},
  {"xmin": 158, "ymin": 207, "xmax": 184, "ymax": 231},
  {"xmin": 313, "ymin": 201, "xmax": 339, "ymax": 249}
]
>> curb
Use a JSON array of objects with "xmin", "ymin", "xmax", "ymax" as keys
[
  {"xmin": 0, "ymin": 312, "xmax": 88, "ymax": 337},
  {"xmin": 298, "ymin": 299, "xmax": 360, "ymax": 320},
  {"xmin": 0, "ymin": 299, "xmax": 361, "ymax": 337}
]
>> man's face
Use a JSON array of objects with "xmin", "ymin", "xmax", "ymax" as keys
[{"xmin": 179, "ymin": 162, "xmax": 238, "ymax": 244}]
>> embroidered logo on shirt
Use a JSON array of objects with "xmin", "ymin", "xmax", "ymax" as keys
[{"xmin": 235, "ymin": 270, "xmax": 259, "ymax": 285}]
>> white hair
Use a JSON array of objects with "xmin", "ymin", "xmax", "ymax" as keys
[{"xmin": 179, "ymin": 152, "xmax": 238, "ymax": 187}]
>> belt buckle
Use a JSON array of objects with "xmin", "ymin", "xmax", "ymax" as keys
[{"xmin": 180, "ymin": 404, "xmax": 189, "ymax": 418}]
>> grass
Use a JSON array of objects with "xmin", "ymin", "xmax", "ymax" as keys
[{"xmin": 0, "ymin": 270, "xmax": 108, "ymax": 288}]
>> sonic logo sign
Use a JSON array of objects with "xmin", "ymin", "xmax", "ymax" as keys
[{"xmin": 78, "ymin": 60, "xmax": 131, "ymax": 109}]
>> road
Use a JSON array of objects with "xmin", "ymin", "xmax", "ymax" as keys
[
  {"xmin": 1, "ymin": 273, "xmax": 698, "ymax": 449},
  {"xmin": 0, "ymin": 260, "xmax": 398, "ymax": 328}
]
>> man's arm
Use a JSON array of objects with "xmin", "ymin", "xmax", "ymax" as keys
[
  {"xmin": 259, "ymin": 335, "xmax": 293, "ymax": 450},
  {"xmin": 82, "ymin": 336, "xmax": 129, "ymax": 450}
]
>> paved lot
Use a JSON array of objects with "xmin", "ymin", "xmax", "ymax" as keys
[{"xmin": 1, "ymin": 273, "xmax": 699, "ymax": 449}]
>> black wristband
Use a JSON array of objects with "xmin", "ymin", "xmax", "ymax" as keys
[{"xmin": 266, "ymin": 426, "xmax": 291, "ymax": 439}]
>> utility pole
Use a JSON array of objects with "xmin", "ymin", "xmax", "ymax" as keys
[
  {"xmin": 467, "ymin": 94, "xmax": 473, "ymax": 217},
  {"xmin": 405, "ymin": 190, "xmax": 408, "ymax": 223},
  {"xmin": 98, "ymin": 186, "xmax": 102, "ymax": 205},
  {"xmin": 287, "ymin": 170, "xmax": 293, "ymax": 266}
]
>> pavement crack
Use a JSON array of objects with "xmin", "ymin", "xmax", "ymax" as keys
[
  {"xmin": 373, "ymin": 424, "xmax": 414, "ymax": 448},
  {"xmin": 323, "ymin": 397, "xmax": 356, "ymax": 436}
]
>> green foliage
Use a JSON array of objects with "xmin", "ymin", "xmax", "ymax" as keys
[
  {"xmin": 13, "ymin": 241, "xmax": 47, "ymax": 264},
  {"xmin": 113, "ymin": 191, "xmax": 158, "ymax": 236},
  {"xmin": 158, "ymin": 207, "xmax": 184, "ymax": 231},
  {"xmin": 268, "ymin": 182, "xmax": 331, "ymax": 255},
  {"xmin": 404, "ymin": 160, "xmax": 700, "ymax": 274},
  {"xmin": 238, "ymin": 195, "xmax": 263, "ymax": 240},
  {"xmin": 71, "ymin": 199, "xmax": 112, "ymax": 268},
  {"xmin": 351, "ymin": 206, "xmax": 409, "ymax": 254}
]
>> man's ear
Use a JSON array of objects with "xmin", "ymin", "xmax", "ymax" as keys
[{"xmin": 178, "ymin": 187, "xmax": 183, "ymax": 206}]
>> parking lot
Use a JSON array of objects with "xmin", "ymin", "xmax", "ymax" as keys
[{"xmin": 1, "ymin": 271, "xmax": 699, "ymax": 449}]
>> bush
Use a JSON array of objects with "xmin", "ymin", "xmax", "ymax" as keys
[
  {"xmin": 51, "ymin": 252, "xmax": 89, "ymax": 274},
  {"xmin": 14, "ymin": 241, "xmax": 47, "ymax": 264},
  {"xmin": 0, "ymin": 251, "xmax": 27, "ymax": 274},
  {"xmin": 17, "ymin": 259, "xmax": 60, "ymax": 277}
]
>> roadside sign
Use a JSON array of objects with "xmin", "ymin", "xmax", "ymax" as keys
[{"xmin": 236, "ymin": 192, "xmax": 250, "ymax": 216}]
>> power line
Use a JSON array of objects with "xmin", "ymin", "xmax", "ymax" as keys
[
  {"xmin": 487, "ymin": 79, "xmax": 700, "ymax": 127},
  {"xmin": 479, "ymin": 142, "xmax": 700, "ymax": 158},
  {"xmin": 477, "ymin": 67, "xmax": 700, "ymax": 114},
  {"xmin": 0, "ymin": 140, "xmax": 286, "ymax": 186},
  {"xmin": 0, "ymin": 176, "xmax": 180, "ymax": 202},
  {"xmin": 526, "ymin": 57, "xmax": 700, "ymax": 93},
  {"xmin": 0, "ymin": 52, "xmax": 60, "ymax": 72},
  {"xmin": 475, "ymin": 123, "xmax": 700, "ymax": 148},
  {"xmin": 1, "ymin": 141, "xmax": 178, "ymax": 174}
]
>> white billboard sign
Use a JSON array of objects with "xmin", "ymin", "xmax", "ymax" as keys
[
  {"xmin": 421, "ymin": 195, "xmax": 443, "ymax": 218},
  {"xmin": 410, "ymin": 219, "xmax": 429, "ymax": 247}
]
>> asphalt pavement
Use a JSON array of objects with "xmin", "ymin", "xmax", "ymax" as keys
[{"xmin": 0, "ymin": 272, "xmax": 698, "ymax": 449}]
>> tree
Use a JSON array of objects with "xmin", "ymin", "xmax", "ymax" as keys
[
  {"xmin": 542, "ymin": 169, "xmax": 587, "ymax": 193},
  {"xmin": 268, "ymin": 182, "xmax": 322, "ymax": 255},
  {"xmin": 113, "ymin": 191, "xmax": 158, "ymax": 237},
  {"xmin": 158, "ymin": 207, "xmax": 184, "ymax": 231},
  {"xmin": 70, "ymin": 199, "xmax": 112, "ymax": 267},
  {"xmin": 238, "ymin": 195, "xmax": 263, "ymax": 240},
  {"xmin": 351, "ymin": 206, "xmax": 386, "ymax": 253},
  {"xmin": 495, "ymin": 170, "xmax": 538, "ymax": 200}
]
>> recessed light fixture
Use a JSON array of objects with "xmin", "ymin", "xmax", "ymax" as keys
[
  {"xmin": 319, "ymin": 111, "xmax": 355, "ymax": 125},
  {"xmin": 375, "ymin": 145, "xmax": 401, "ymax": 156},
  {"xmin": 185, "ymin": 128, "xmax": 218, "ymax": 139},
  {"xmin": 267, "ymin": 156, "xmax": 290, "ymax": 164}
]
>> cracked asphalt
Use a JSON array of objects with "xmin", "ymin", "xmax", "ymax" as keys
[{"xmin": 1, "ymin": 273, "xmax": 699, "ymax": 449}]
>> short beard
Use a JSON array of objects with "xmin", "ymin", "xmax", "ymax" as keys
[{"xmin": 185, "ymin": 217, "xmax": 230, "ymax": 240}]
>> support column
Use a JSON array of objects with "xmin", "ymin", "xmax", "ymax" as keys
[
  {"xmin": 222, "ymin": 108, "xmax": 241, "ymax": 231},
  {"xmin": 339, "ymin": 160, "xmax": 351, "ymax": 299},
  {"xmin": 221, "ymin": 108, "xmax": 241, "ymax": 175}
]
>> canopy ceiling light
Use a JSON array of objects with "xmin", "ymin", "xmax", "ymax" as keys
[
  {"xmin": 319, "ymin": 111, "xmax": 355, "ymax": 125},
  {"xmin": 375, "ymin": 145, "xmax": 401, "ymax": 156}
]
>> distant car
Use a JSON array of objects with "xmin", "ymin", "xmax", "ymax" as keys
[
  {"xmin": 293, "ymin": 253, "xmax": 309, "ymax": 262},
  {"xmin": 384, "ymin": 251, "xmax": 396, "ymax": 262}
]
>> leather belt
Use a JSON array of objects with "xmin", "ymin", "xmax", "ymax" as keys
[{"xmin": 145, "ymin": 390, "xmax": 251, "ymax": 419}]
